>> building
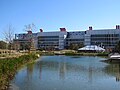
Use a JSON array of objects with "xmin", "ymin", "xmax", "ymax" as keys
[
  {"xmin": 85, "ymin": 26, "xmax": 120, "ymax": 51},
  {"xmin": 37, "ymin": 28, "xmax": 67, "ymax": 50},
  {"xmin": 65, "ymin": 31, "xmax": 85, "ymax": 49},
  {"xmin": 14, "ymin": 31, "xmax": 37, "ymax": 50},
  {"xmin": 14, "ymin": 25, "xmax": 120, "ymax": 51}
]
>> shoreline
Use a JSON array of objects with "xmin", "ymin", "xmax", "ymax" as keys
[
  {"xmin": 0, "ymin": 53, "xmax": 39, "ymax": 90},
  {"xmin": 0, "ymin": 51, "xmax": 109, "ymax": 89},
  {"xmin": 36, "ymin": 50, "xmax": 109, "ymax": 57}
]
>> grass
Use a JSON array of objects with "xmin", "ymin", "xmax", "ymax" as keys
[
  {"xmin": 36, "ymin": 50, "xmax": 109, "ymax": 56},
  {"xmin": 0, "ymin": 53, "xmax": 38, "ymax": 90},
  {"xmin": 65, "ymin": 52, "xmax": 109, "ymax": 56}
]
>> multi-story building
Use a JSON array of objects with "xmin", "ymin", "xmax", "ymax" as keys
[
  {"xmin": 65, "ymin": 31, "xmax": 85, "ymax": 49},
  {"xmin": 85, "ymin": 26, "xmax": 120, "ymax": 51},
  {"xmin": 14, "ymin": 25, "xmax": 120, "ymax": 51},
  {"xmin": 37, "ymin": 28, "xmax": 67, "ymax": 50},
  {"xmin": 14, "ymin": 31, "xmax": 33, "ymax": 50}
]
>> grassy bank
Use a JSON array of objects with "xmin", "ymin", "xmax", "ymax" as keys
[
  {"xmin": 36, "ymin": 51, "xmax": 55, "ymax": 56},
  {"xmin": 65, "ymin": 52, "xmax": 109, "ymax": 56},
  {"xmin": 0, "ymin": 53, "xmax": 38, "ymax": 90},
  {"xmin": 36, "ymin": 50, "xmax": 109, "ymax": 56}
]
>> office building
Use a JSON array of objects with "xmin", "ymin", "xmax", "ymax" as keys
[{"xmin": 14, "ymin": 25, "xmax": 120, "ymax": 51}]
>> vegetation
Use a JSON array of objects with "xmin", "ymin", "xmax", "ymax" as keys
[
  {"xmin": 96, "ymin": 52, "xmax": 109, "ymax": 56},
  {"xmin": 0, "ymin": 41, "xmax": 7, "ymax": 49},
  {"xmin": 36, "ymin": 51, "xmax": 55, "ymax": 56},
  {"xmin": 0, "ymin": 53, "xmax": 38, "ymax": 90},
  {"xmin": 36, "ymin": 50, "xmax": 108, "ymax": 56},
  {"xmin": 69, "ymin": 43, "xmax": 84, "ymax": 50},
  {"xmin": 19, "ymin": 42, "xmax": 31, "ymax": 50},
  {"xmin": 65, "ymin": 52, "xmax": 109, "ymax": 56},
  {"xmin": 114, "ymin": 41, "xmax": 120, "ymax": 53},
  {"xmin": 3, "ymin": 24, "xmax": 14, "ymax": 51}
]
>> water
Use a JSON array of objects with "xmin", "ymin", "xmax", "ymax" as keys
[{"xmin": 9, "ymin": 56, "xmax": 120, "ymax": 90}]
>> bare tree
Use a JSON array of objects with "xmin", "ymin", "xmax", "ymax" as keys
[
  {"xmin": 24, "ymin": 23, "xmax": 36, "ymax": 32},
  {"xmin": 3, "ymin": 24, "xmax": 14, "ymax": 50},
  {"xmin": 23, "ymin": 23, "xmax": 36, "ymax": 52}
]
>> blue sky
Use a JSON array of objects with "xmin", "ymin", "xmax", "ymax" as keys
[{"xmin": 0, "ymin": 0, "xmax": 120, "ymax": 40}]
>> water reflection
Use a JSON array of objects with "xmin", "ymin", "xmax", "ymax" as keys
[
  {"xmin": 103, "ymin": 62, "xmax": 120, "ymax": 82},
  {"xmin": 59, "ymin": 61, "xmax": 66, "ymax": 79},
  {"xmin": 10, "ymin": 56, "xmax": 120, "ymax": 90},
  {"xmin": 24, "ymin": 63, "xmax": 34, "ymax": 90},
  {"xmin": 36, "ymin": 56, "xmax": 107, "ymax": 83},
  {"xmin": 88, "ymin": 66, "xmax": 93, "ymax": 83},
  {"xmin": 39, "ymin": 62, "xmax": 42, "ymax": 80},
  {"xmin": 27, "ymin": 63, "xmax": 34, "ymax": 78}
]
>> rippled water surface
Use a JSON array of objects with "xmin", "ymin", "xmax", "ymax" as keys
[{"xmin": 9, "ymin": 56, "xmax": 120, "ymax": 90}]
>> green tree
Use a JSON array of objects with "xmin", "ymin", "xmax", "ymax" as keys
[
  {"xmin": 0, "ymin": 41, "xmax": 7, "ymax": 49},
  {"xmin": 19, "ymin": 42, "xmax": 31, "ymax": 50},
  {"xmin": 69, "ymin": 43, "xmax": 84, "ymax": 50},
  {"xmin": 114, "ymin": 41, "xmax": 120, "ymax": 53}
]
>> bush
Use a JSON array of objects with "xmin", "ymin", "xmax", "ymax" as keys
[{"xmin": 0, "ymin": 53, "xmax": 38, "ymax": 90}]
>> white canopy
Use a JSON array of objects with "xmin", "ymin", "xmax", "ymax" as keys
[{"xmin": 78, "ymin": 45, "xmax": 105, "ymax": 52}]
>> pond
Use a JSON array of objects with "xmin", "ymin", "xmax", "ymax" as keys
[{"xmin": 9, "ymin": 56, "xmax": 120, "ymax": 90}]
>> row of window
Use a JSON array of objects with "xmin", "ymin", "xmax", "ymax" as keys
[
  {"xmin": 91, "ymin": 34, "xmax": 119, "ymax": 37},
  {"xmin": 38, "ymin": 39, "xmax": 59, "ymax": 41},
  {"xmin": 38, "ymin": 42, "xmax": 59, "ymax": 44},
  {"xmin": 38, "ymin": 36, "xmax": 59, "ymax": 38},
  {"xmin": 66, "ymin": 39, "xmax": 84, "ymax": 41},
  {"xmin": 38, "ymin": 45, "xmax": 58, "ymax": 47},
  {"xmin": 66, "ymin": 42, "xmax": 83, "ymax": 45},
  {"xmin": 14, "ymin": 39, "xmax": 30, "ymax": 42},
  {"xmin": 91, "ymin": 42, "xmax": 117, "ymax": 45},
  {"xmin": 91, "ymin": 38, "xmax": 119, "ymax": 41}
]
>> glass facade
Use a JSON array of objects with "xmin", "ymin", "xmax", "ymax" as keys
[
  {"xmin": 37, "ymin": 36, "xmax": 59, "ymax": 50},
  {"xmin": 91, "ymin": 34, "xmax": 119, "ymax": 48}
]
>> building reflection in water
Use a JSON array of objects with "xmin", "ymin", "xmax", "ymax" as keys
[
  {"xmin": 37, "ymin": 58, "xmax": 95, "ymax": 82},
  {"xmin": 88, "ymin": 66, "xmax": 93, "ymax": 83},
  {"xmin": 39, "ymin": 62, "xmax": 42, "ymax": 80},
  {"xmin": 104, "ymin": 62, "xmax": 120, "ymax": 82},
  {"xmin": 116, "ymin": 64, "xmax": 120, "ymax": 82},
  {"xmin": 37, "ymin": 58, "xmax": 67, "ymax": 80},
  {"xmin": 25, "ymin": 63, "xmax": 34, "ymax": 90},
  {"xmin": 36, "ymin": 57, "xmax": 120, "ymax": 83},
  {"xmin": 59, "ymin": 61, "xmax": 66, "ymax": 80},
  {"xmin": 10, "ymin": 56, "xmax": 120, "ymax": 90},
  {"xmin": 27, "ymin": 63, "xmax": 34, "ymax": 80}
]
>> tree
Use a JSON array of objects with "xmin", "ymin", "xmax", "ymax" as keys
[
  {"xmin": 24, "ymin": 23, "xmax": 36, "ymax": 52},
  {"xmin": 0, "ymin": 41, "xmax": 7, "ymax": 49},
  {"xmin": 24, "ymin": 23, "xmax": 36, "ymax": 32},
  {"xmin": 3, "ymin": 25, "xmax": 14, "ymax": 50},
  {"xmin": 114, "ymin": 41, "xmax": 120, "ymax": 53},
  {"xmin": 69, "ymin": 43, "xmax": 84, "ymax": 50}
]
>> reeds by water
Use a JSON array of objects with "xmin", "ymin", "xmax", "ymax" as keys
[{"xmin": 0, "ymin": 53, "xmax": 38, "ymax": 90}]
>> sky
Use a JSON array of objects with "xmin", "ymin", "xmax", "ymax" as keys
[{"xmin": 0, "ymin": 0, "xmax": 120, "ymax": 40}]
